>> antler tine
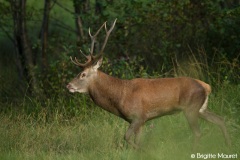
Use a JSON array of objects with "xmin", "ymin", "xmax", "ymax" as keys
[
  {"xmin": 70, "ymin": 56, "xmax": 91, "ymax": 67},
  {"xmin": 70, "ymin": 56, "xmax": 82, "ymax": 66},
  {"xmin": 80, "ymin": 49, "xmax": 88, "ymax": 58},
  {"xmin": 70, "ymin": 49, "xmax": 95, "ymax": 67},
  {"xmin": 98, "ymin": 18, "xmax": 117, "ymax": 58},
  {"xmin": 89, "ymin": 22, "xmax": 106, "ymax": 56}
]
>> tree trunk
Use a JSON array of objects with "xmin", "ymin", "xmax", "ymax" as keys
[
  {"xmin": 40, "ymin": 0, "xmax": 51, "ymax": 69},
  {"xmin": 10, "ymin": 0, "xmax": 38, "ymax": 95},
  {"xmin": 95, "ymin": 0, "xmax": 102, "ymax": 15},
  {"xmin": 73, "ymin": 0, "xmax": 89, "ymax": 47}
]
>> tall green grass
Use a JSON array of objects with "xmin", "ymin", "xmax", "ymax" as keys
[{"xmin": 0, "ymin": 83, "xmax": 239, "ymax": 160}]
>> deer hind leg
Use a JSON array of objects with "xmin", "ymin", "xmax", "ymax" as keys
[
  {"xmin": 199, "ymin": 109, "xmax": 231, "ymax": 146},
  {"xmin": 184, "ymin": 108, "xmax": 201, "ymax": 150},
  {"xmin": 124, "ymin": 120, "xmax": 144, "ymax": 149}
]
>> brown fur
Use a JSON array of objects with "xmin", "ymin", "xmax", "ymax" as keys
[{"xmin": 194, "ymin": 79, "xmax": 212, "ymax": 95}]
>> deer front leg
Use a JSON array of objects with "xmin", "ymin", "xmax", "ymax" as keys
[{"xmin": 124, "ymin": 120, "xmax": 144, "ymax": 149}]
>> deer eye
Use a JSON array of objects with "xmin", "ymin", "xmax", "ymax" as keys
[{"xmin": 80, "ymin": 72, "xmax": 86, "ymax": 78}]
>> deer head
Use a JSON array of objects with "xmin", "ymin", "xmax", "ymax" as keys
[{"xmin": 66, "ymin": 19, "xmax": 117, "ymax": 93}]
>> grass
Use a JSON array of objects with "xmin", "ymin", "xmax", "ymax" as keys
[{"xmin": 0, "ymin": 84, "xmax": 240, "ymax": 160}]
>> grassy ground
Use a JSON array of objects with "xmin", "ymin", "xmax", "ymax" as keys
[{"xmin": 0, "ymin": 84, "xmax": 239, "ymax": 160}]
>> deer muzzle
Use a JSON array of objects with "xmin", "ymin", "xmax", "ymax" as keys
[{"xmin": 66, "ymin": 83, "xmax": 76, "ymax": 93}]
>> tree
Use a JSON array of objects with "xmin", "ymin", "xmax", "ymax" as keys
[
  {"xmin": 9, "ymin": 0, "xmax": 38, "ymax": 95},
  {"xmin": 39, "ymin": 0, "xmax": 52, "ymax": 69},
  {"xmin": 73, "ymin": 0, "xmax": 87, "ymax": 45}
]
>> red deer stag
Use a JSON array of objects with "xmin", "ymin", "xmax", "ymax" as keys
[{"xmin": 66, "ymin": 19, "xmax": 231, "ymax": 149}]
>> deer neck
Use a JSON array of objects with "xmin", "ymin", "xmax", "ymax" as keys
[{"xmin": 88, "ymin": 71, "xmax": 127, "ymax": 116}]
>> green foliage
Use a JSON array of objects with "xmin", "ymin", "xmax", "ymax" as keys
[
  {"xmin": 83, "ymin": 0, "xmax": 239, "ymax": 78},
  {"xmin": 37, "ymin": 44, "xmax": 76, "ymax": 98},
  {"xmin": 207, "ymin": 5, "xmax": 240, "ymax": 59},
  {"xmin": 102, "ymin": 56, "xmax": 148, "ymax": 79}
]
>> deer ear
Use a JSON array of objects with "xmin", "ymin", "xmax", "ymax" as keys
[{"xmin": 92, "ymin": 57, "xmax": 103, "ymax": 71}]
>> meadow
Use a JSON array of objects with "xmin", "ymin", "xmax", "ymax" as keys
[
  {"xmin": 0, "ymin": 1, "xmax": 239, "ymax": 159},
  {"xmin": 0, "ymin": 83, "xmax": 239, "ymax": 160}
]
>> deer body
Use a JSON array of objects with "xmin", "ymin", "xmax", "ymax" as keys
[
  {"xmin": 67, "ymin": 19, "xmax": 231, "ymax": 149},
  {"xmin": 88, "ymin": 71, "xmax": 206, "ymax": 122}
]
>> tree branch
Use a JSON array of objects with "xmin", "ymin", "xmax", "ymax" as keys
[
  {"xmin": 53, "ymin": 0, "xmax": 75, "ymax": 14},
  {"xmin": 51, "ymin": 17, "xmax": 77, "ymax": 34}
]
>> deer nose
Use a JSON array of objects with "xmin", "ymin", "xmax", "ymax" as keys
[{"xmin": 66, "ymin": 84, "xmax": 71, "ymax": 89}]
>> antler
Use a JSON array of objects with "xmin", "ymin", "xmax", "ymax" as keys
[
  {"xmin": 89, "ymin": 22, "xmax": 106, "ymax": 56},
  {"xmin": 98, "ymin": 19, "xmax": 117, "ymax": 58},
  {"xmin": 70, "ymin": 19, "xmax": 117, "ymax": 68}
]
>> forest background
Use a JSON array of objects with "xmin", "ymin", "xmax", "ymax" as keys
[{"xmin": 0, "ymin": 0, "xmax": 239, "ymax": 159}]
